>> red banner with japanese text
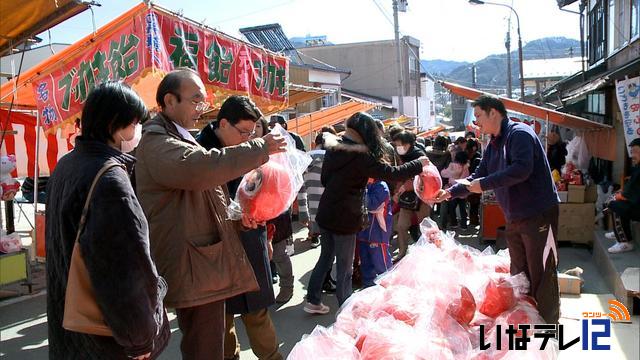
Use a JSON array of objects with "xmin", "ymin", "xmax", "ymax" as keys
[{"xmin": 32, "ymin": 5, "xmax": 289, "ymax": 133}]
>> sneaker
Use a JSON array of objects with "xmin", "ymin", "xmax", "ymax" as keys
[
  {"xmin": 322, "ymin": 281, "xmax": 337, "ymax": 293},
  {"xmin": 310, "ymin": 236, "xmax": 321, "ymax": 248},
  {"xmin": 604, "ymin": 231, "xmax": 616, "ymax": 240},
  {"xmin": 303, "ymin": 302, "xmax": 330, "ymax": 314},
  {"xmin": 275, "ymin": 287, "xmax": 293, "ymax": 304},
  {"xmin": 608, "ymin": 242, "xmax": 634, "ymax": 254}
]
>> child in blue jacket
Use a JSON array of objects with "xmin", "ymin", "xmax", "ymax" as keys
[{"xmin": 357, "ymin": 179, "xmax": 394, "ymax": 287}]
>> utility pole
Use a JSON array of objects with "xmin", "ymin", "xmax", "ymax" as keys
[
  {"xmin": 393, "ymin": 0, "xmax": 404, "ymax": 115},
  {"xmin": 505, "ymin": 18, "xmax": 512, "ymax": 98},
  {"xmin": 471, "ymin": 63, "xmax": 477, "ymax": 88}
]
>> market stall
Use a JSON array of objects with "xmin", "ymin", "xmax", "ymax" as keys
[
  {"xmin": 440, "ymin": 81, "xmax": 612, "ymax": 245},
  {"xmin": 1, "ymin": 2, "xmax": 292, "ymax": 258}
]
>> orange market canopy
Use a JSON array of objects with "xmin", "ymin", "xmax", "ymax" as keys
[
  {"xmin": 287, "ymin": 84, "xmax": 333, "ymax": 108},
  {"xmin": 195, "ymin": 83, "xmax": 332, "ymax": 128},
  {"xmin": 417, "ymin": 125, "xmax": 446, "ymax": 138},
  {"xmin": 288, "ymin": 99, "xmax": 377, "ymax": 137},
  {"xmin": 0, "ymin": 2, "xmax": 290, "ymax": 134},
  {"xmin": 440, "ymin": 81, "xmax": 616, "ymax": 161},
  {"xmin": 0, "ymin": 0, "xmax": 91, "ymax": 56}
]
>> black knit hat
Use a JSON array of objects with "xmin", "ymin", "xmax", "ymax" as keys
[{"xmin": 630, "ymin": 138, "xmax": 640, "ymax": 148}]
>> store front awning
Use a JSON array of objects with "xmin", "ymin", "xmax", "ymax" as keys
[
  {"xmin": 287, "ymin": 84, "xmax": 333, "ymax": 107},
  {"xmin": 441, "ymin": 81, "xmax": 611, "ymax": 131},
  {"xmin": 417, "ymin": 125, "xmax": 446, "ymax": 138},
  {"xmin": 288, "ymin": 99, "xmax": 376, "ymax": 137},
  {"xmin": 0, "ymin": 0, "xmax": 91, "ymax": 56},
  {"xmin": 441, "ymin": 81, "xmax": 616, "ymax": 161}
]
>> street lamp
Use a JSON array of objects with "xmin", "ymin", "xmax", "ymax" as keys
[{"xmin": 469, "ymin": 0, "xmax": 525, "ymax": 101}]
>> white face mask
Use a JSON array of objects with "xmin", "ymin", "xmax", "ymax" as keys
[
  {"xmin": 396, "ymin": 145, "xmax": 407, "ymax": 156},
  {"xmin": 119, "ymin": 123, "xmax": 142, "ymax": 153}
]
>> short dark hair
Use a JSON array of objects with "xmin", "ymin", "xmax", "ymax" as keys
[
  {"xmin": 320, "ymin": 125, "xmax": 337, "ymax": 135},
  {"xmin": 472, "ymin": 95, "xmax": 507, "ymax": 117},
  {"xmin": 81, "ymin": 82, "xmax": 148, "ymax": 143},
  {"xmin": 387, "ymin": 124, "xmax": 404, "ymax": 140},
  {"xmin": 217, "ymin": 95, "xmax": 263, "ymax": 125},
  {"xmin": 314, "ymin": 132, "xmax": 325, "ymax": 147},
  {"xmin": 466, "ymin": 138, "xmax": 479, "ymax": 152},
  {"xmin": 629, "ymin": 138, "xmax": 640, "ymax": 148},
  {"xmin": 454, "ymin": 136, "xmax": 467, "ymax": 145},
  {"xmin": 156, "ymin": 67, "xmax": 200, "ymax": 109},
  {"xmin": 454, "ymin": 150, "xmax": 469, "ymax": 164},
  {"xmin": 433, "ymin": 135, "xmax": 448, "ymax": 151},
  {"xmin": 392, "ymin": 130, "xmax": 416, "ymax": 145},
  {"xmin": 269, "ymin": 115, "xmax": 287, "ymax": 130}
]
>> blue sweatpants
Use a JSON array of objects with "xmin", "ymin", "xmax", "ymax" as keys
[{"xmin": 358, "ymin": 241, "xmax": 392, "ymax": 287}]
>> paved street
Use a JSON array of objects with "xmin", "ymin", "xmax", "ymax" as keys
[{"xmin": 1, "ymin": 215, "xmax": 638, "ymax": 359}]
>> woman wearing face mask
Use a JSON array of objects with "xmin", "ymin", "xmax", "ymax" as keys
[
  {"xmin": 304, "ymin": 113, "xmax": 430, "ymax": 314},
  {"xmin": 46, "ymin": 82, "xmax": 170, "ymax": 360},
  {"xmin": 390, "ymin": 130, "xmax": 428, "ymax": 262}
]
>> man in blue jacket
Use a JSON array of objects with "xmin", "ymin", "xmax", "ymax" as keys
[{"xmin": 435, "ymin": 95, "xmax": 560, "ymax": 324}]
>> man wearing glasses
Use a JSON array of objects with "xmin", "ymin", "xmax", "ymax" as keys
[
  {"xmin": 135, "ymin": 68, "xmax": 286, "ymax": 359},
  {"xmin": 196, "ymin": 95, "xmax": 283, "ymax": 360}
]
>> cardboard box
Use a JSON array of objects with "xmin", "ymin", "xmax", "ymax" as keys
[
  {"xmin": 567, "ymin": 184, "xmax": 586, "ymax": 203},
  {"xmin": 558, "ymin": 191, "xmax": 568, "ymax": 203},
  {"xmin": 558, "ymin": 273, "xmax": 582, "ymax": 294},
  {"xmin": 558, "ymin": 203, "xmax": 595, "ymax": 244},
  {"xmin": 585, "ymin": 184, "xmax": 598, "ymax": 203}
]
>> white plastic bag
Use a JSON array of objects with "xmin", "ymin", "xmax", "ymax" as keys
[
  {"xmin": 565, "ymin": 135, "xmax": 590, "ymax": 171},
  {"xmin": 228, "ymin": 124, "xmax": 312, "ymax": 222}
]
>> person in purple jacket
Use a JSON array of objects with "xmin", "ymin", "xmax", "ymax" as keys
[
  {"xmin": 357, "ymin": 179, "xmax": 394, "ymax": 287},
  {"xmin": 435, "ymin": 95, "xmax": 560, "ymax": 324}
]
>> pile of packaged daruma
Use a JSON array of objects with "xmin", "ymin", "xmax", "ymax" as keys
[{"xmin": 288, "ymin": 219, "xmax": 559, "ymax": 360}]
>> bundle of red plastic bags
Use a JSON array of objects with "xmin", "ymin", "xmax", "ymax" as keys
[
  {"xmin": 228, "ymin": 124, "xmax": 312, "ymax": 222},
  {"xmin": 288, "ymin": 218, "xmax": 558, "ymax": 360}
]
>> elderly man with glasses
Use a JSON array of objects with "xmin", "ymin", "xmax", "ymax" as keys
[{"xmin": 135, "ymin": 68, "xmax": 286, "ymax": 359}]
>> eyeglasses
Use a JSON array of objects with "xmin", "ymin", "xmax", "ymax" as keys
[
  {"xmin": 169, "ymin": 92, "xmax": 210, "ymax": 112},
  {"xmin": 191, "ymin": 100, "xmax": 210, "ymax": 112},
  {"xmin": 233, "ymin": 124, "xmax": 256, "ymax": 138}
]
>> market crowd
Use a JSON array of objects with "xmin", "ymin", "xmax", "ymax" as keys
[{"xmin": 43, "ymin": 69, "xmax": 640, "ymax": 359}]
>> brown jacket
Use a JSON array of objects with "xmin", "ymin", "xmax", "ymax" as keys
[{"xmin": 135, "ymin": 113, "xmax": 269, "ymax": 308}]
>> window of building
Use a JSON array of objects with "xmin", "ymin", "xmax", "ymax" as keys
[
  {"xmin": 586, "ymin": 92, "xmax": 606, "ymax": 115},
  {"xmin": 632, "ymin": 0, "xmax": 639, "ymax": 38},
  {"xmin": 589, "ymin": 0, "xmax": 607, "ymax": 64},
  {"xmin": 321, "ymin": 92, "xmax": 337, "ymax": 108}
]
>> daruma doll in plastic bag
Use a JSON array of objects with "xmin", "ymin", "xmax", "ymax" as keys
[
  {"xmin": 231, "ymin": 124, "xmax": 312, "ymax": 222},
  {"xmin": 235, "ymin": 161, "xmax": 292, "ymax": 222},
  {"xmin": 414, "ymin": 163, "xmax": 442, "ymax": 203}
]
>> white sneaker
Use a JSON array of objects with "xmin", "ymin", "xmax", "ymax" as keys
[
  {"xmin": 608, "ymin": 242, "xmax": 634, "ymax": 254},
  {"xmin": 604, "ymin": 231, "xmax": 616, "ymax": 240},
  {"xmin": 303, "ymin": 302, "xmax": 330, "ymax": 314}
]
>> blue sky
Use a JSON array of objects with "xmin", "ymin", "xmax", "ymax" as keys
[{"xmin": 40, "ymin": 0, "xmax": 581, "ymax": 62}]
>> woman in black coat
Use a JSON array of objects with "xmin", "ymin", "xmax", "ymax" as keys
[
  {"xmin": 304, "ymin": 112, "xmax": 430, "ymax": 314},
  {"xmin": 46, "ymin": 83, "xmax": 170, "ymax": 359}
]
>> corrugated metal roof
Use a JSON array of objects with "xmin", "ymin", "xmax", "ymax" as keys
[{"xmin": 523, "ymin": 58, "xmax": 583, "ymax": 80}]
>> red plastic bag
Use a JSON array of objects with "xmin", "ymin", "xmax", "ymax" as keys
[
  {"xmin": 414, "ymin": 163, "xmax": 442, "ymax": 203},
  {"xmin": 446, "ymin": 286, "xmax": 476, "ymax": 326},
  {"xmin": 479, "ymin": 278, "xmax": 516, "ymax": 318},
  {"xmin": 229, "ymin": 124, "xmax": 311, "ymax": 222},
  {"xmin": 235, "ymin": 160, "xmax": 292, "ymax": 222}
]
